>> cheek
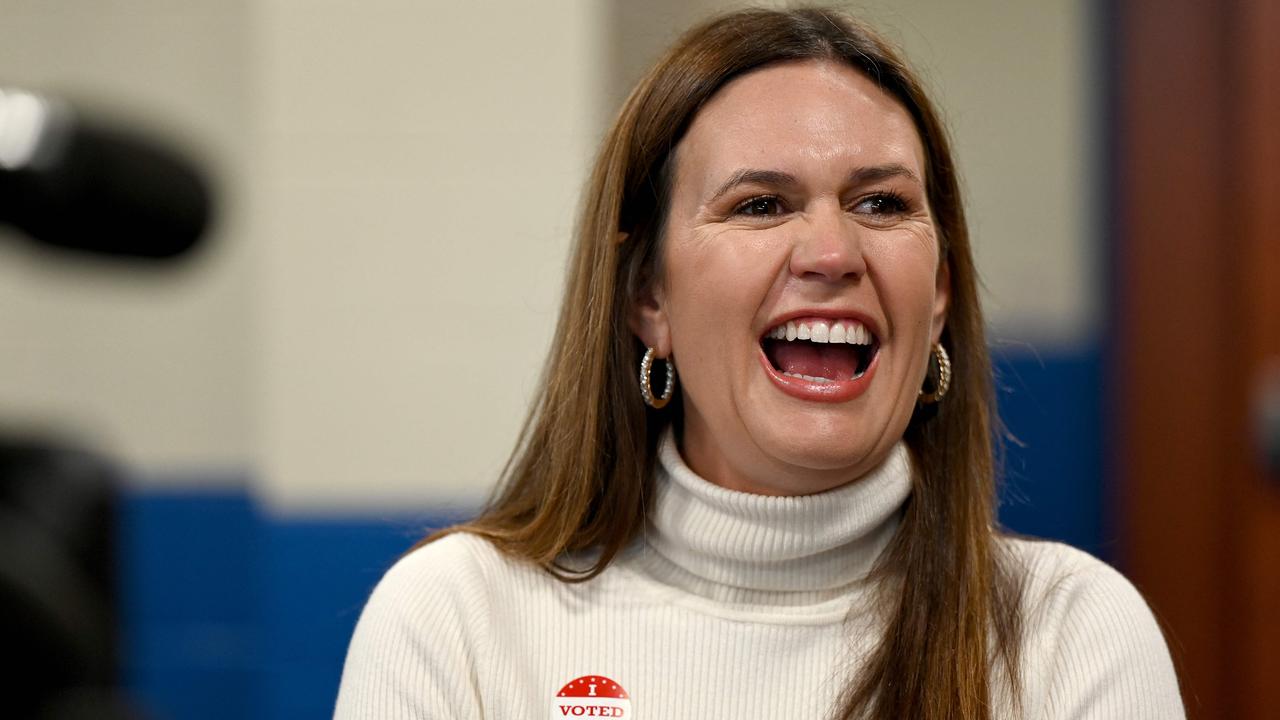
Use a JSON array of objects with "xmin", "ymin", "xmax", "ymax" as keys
[
  {"xmin": 663, "ymin": 231, "xmax": 786, "ymax": 329},
  {"xmin": 868, "ymin": 235, "xmax": 942, "ymax": 328}
]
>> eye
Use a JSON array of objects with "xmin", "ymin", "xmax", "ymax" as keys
[
  {"xmin": 732, "ymin": 195, "xmax": 786, "ymax": 216},
  {"xmin": 853, "ymin": 192, "xmax": 909, "ymax": 216}
]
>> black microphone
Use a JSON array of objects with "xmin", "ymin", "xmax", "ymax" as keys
[{"xmin": 0, "ymin": 87, "xmax": 213, "ymax": 259}]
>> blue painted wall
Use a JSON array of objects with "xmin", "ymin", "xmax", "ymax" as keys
[
  {"xmin": 117, "ymin": 345, "xmax": 1105, "ymax": 719},
  {"xmin": 994, "ymin": 346, "xmax": 1108, "ymax": 556},
  {"xmin": 119, "ymin": 493, "xmax": 460, "ymax": 720}
]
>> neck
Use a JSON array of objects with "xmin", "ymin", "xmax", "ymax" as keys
[{"xmin": 631, "ymin": 428, "xmax": 914, "ymax": 607}]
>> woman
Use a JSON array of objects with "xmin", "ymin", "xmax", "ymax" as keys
[{"xmin": 335, "ymin": 8, "xmax": 1183, "ymax": 719}]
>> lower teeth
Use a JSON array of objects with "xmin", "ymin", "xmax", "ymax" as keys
[
  {"xmin": 783, "ymin": 372, "xmax": 832, "ymax": 383},
  {"xmin": 782, "ymin": 370, "xmax": 865, "ymax": 383}
]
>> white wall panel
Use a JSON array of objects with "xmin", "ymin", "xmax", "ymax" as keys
[{"xmin": 253, "ymin": 0, "xmax": 606, "ymax": 510}]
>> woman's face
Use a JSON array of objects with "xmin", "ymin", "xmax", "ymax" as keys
[{"xmin": 632, "ymin": 59, "xmax": 948, "ymax": 496}]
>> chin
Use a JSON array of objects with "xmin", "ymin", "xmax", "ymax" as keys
[{"xmin": 752, "ymin": 413, "xmax": 894, "ymax": 478}]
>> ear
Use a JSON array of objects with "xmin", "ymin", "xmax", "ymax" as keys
[
  {"xmin": 930, "ymin": 258, "xmax": 951, "ymax": 346},
  {"xmin": 627, "ymin": 270, "xmax": 672, "ymax": 357}
]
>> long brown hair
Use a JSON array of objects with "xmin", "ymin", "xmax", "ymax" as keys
[{"xmin": 427, "ymin": 7, "xmax": 1023, "ymax": 719}]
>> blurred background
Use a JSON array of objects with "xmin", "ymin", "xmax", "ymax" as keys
[{"xmin": 0, "ymin": 0, "xmax": 1275, "ymax": 718}]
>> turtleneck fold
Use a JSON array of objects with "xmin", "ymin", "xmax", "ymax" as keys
[{"xmin": 634, "ymin": 429, "xmax": 912, "ymax": 605}]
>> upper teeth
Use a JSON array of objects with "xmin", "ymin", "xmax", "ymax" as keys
[{"xmin": 766, "ymin": 319, "xmax": 873, "ymax": 345}]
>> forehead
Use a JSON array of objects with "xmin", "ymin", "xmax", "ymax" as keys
[{"xmin": 676, "ymin": 59, "xmax": 926, "ymax": 185}]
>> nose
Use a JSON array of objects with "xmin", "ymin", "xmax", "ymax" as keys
[{"xmin": 788, "ymin": 205, "xmax": 867, "ymax": 282}]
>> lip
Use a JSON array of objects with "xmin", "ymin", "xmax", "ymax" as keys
[
  {"xmin": 755, "ymin": 306, "xmax": 883, "ymax": 402},
  {"xmin": 756, "ymin": 341, "xmax": 880, "ymax": 403}
]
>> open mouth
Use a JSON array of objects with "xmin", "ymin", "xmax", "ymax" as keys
[{"xmin": 760, "ymin": 318, "xmax": 879, "ymax": 383}]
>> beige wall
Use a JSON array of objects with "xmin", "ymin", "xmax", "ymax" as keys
[
  {"xmin": 0, "ymin": 1, "xmax": 1094, "ymax": 509},
  {"xmin": 252, "ymin": 0, "xmax": 607, "ymax": 510}
]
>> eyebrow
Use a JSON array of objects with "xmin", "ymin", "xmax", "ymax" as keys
[
  {"xmin": 849, "ymin": 163, "xmax": 921, "ymax": 186},
  {"xmin": 708, "ymin": 163, "xmax": 922, "ymax": 203},
  {"xmin": 708, "ymin": 169, "xmax": 798, "ymax": 203}
]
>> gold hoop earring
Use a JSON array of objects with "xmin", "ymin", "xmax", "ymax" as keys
[
  {"xmin": 918, "ymin": 343, "xmax": 951, "ymax": 404},
  {"xmin": 640, "ymin": 347, "xmax": 676, "ymax": 409}
]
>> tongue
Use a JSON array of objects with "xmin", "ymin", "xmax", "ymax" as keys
[{"xmin": 773, "ymin": 343, "xmax": 860, "ymax": 380}]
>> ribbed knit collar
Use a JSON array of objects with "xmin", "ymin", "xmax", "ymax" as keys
[{"xmin": 635, "ymin": 429, "xmax": 912, "ymax": 606}]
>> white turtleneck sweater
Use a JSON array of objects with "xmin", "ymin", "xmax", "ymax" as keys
[{"xmin": 334, "ymin": 437, "xmax": 1185, "ymax": 719}]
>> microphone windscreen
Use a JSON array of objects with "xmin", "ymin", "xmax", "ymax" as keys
[{"xmin": 0, "ymin": 90, "xmax": 213, "ymax": 260}]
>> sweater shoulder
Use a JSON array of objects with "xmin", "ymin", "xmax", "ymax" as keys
[
  {"xmin": 999, "ymin": 536, "xmax": 1161, "ymax": 645},
  {"xmin": 1001, "ymin": 536, "xmax": 1128, "ymax": 596},
  {"xmin": 333, "ymin": 533, "xmax": 542, "ymax": 719},
  {"xmin": 999, "ymin": 537, "xmax": 1185, "ymax": 718},
  {"xmin": 378, "ymin": 531, "xmax": 535, "ymax": 597},
  {"xmin": 1000, "ymin": 537, "xmax": 1165, "ymax": 632}
]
